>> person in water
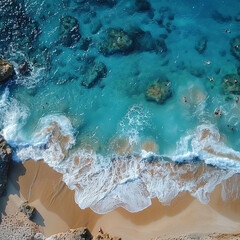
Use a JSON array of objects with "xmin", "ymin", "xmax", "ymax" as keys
[
  {"xmin": 236, "ymin": 97, "xmax": 239, "ymax": 103},
  {"xmin": 208, "ymin": 76, "xmax": 214, "ymax": 81},
  {"xmin": 182, "ymin": 96, "xmax": 187, "ymax": 103}
]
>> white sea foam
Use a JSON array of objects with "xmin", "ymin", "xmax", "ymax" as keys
[
  {"xmin": 0, "ymin": 88, "xmax": 29, "ymax": 143},
  {"xmin": 4, "ymin": 105, "xmax": 239, "ymax": 213}
]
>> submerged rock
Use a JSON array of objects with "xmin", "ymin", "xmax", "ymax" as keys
[
  {"xmin": 49, "ymin": 227, "xmax": 92, "ymax": 240},
  {"xmin": 18, "ymin": 61, "xmax": 32, "ymax": 76},
  {"xmin": 230, "ymin": 36, "xmax": 240, "ymax": 61},
  {"xmin": 222, "ymin": 74, "xmax": 240, "ymax": 95},
  {"xmin": 19, "ymin": 201, "xmax": 36, "ymax": 219},
  {"xmin": 195, "ymin": 37, "xmax": 208, "ymax": 54},
  {"xmin": 93, "ymin": 0, "xmax": 116, "ymax": 7},
  {"xmin": 237, "ymin": 66, "xmax": 240, "ymax": 76},
  {"xmin": 81, "ymin": 61, "xmax": 107, "ymax": 88},
  {"xmin": 0, "ymin": 135, "xmax": 12, "ymax": 196},
  {"xmin": 100, "ymin": 28, "xmax": 133, "ymax": 55},
  {"xmin": 212, "ymin": 10, "xmax": 232, "ymax": 23},
  {"xmin": 135, "ymin": 0, "xmax": 151, "ymax": 12},
  {"xmin": 235, "ymin": 13, "xmax": 240, "ymax": 22},
  {"xmin": 145, "ymin": 79, "xmax": 172, "ymax": 104},
  {"xmin": 79, "ymin": 37, "xmax": 92, "ymax": 51},
  {"xmin": 129, "ymin": 27, "xmax": 168, "ymax": 54},
  {"xmin": 0, "ymin": 59, "xmax": 14, "ymax": 83},
  {"xmin": 59, "ymin": 16, "xmax": 81, "ymax": 47}
]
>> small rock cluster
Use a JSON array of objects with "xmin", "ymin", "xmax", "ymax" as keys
[
  {"xmin": 145, "ymin": 78, "xmax": 172, "ymax": 104},
  {"xmin": 0, "ymin": 58, "xmax": 14, "ymax": 84}
]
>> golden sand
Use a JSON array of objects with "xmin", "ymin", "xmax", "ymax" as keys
[{"xmin": 2, "ymin": 160, "xmax": 240, "ymax": 240}]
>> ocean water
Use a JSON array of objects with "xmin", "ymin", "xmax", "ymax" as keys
[{"xmin": 1, "ymin": 0, "xmax": 240, "ymax": 213}]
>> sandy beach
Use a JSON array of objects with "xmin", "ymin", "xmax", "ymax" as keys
[{"xmin": 0, "ymin": 159, "xmax": 240, "ymax": 240}]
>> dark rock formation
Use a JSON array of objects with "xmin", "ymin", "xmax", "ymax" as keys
[
  {"xmin": 135, "ymin": 0, "xmax": 151, "ymax": 12},
  {"xmin": 49, "ymin": 227, "xmax": 92, "ymax": 240},
  {"xmin": 188, "ymin": 66, "xmax": 205, "ymax": 78},
  {"xmin": 100, "ymin": 28, "xmax": 133, "ymax": 55},
  {"xmin": 79, "ymin": 37, "xmax": 92, "ymax": 51},
  {"xmin": 19, "ymin": 201, "xmax": 36, "ymax": 219},
  {"xmin": 59, "ymin": 16, "xmax": 81, "ymax": 47},
  {"xmin": 0, "ymin": 135, "xmax": 12, "ymax": 196},
  {"xmin": 0, "ymin": 59, "xmax": 14, "ymax": 84},
  {"xmin": 222, "ymin": 74, "xmax": 240, "ymax": 95},
  {"xmin": 195, "ymin": 37, "xmax": 207, "ymax": 54},
  {"xmin": 145, "ymin": 79, "xmax": 172, "ymax": 104},
  {"xmin": 128, "ymin": 27, "xmax": 168, "ymax": 54},
  {"xmin": 81, "ymin": 61, "xmax": 107, "ymax": 88},
  {"xmin": 237, "ymin": 66, "xmax": 240, "ymax": 76},
  {"xmin": 18, "ymin": 61, "xmax": 32, "ymax": 76},
  {"xmin": 93, "ymin": 0, "xmax": 116, "ymax": 7},
  {"xmin": 212, "ymin": 10, "xmax": 232, "ymax": 23},
  {"xmin": 235, "ymin": 14, "xmax": 240, "ymax": 22},
  {"xmin": 230, "ymin": 36, "xmax": 240, "ymax": 61}
]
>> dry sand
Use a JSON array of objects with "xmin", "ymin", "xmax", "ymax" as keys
[{"xmin": 1, "ymin": 159, "xmax": 240, "ymax": 240}]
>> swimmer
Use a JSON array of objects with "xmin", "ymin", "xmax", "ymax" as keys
[
  {"xmin": 45, "ymin": 102, "xmax": 48, "ymax": 105},
  {"xmin": 235, "ymin": 45, "xmax": 240, "ymax": 49},
  {"xmin": 208, "ymin": 76, "xmax": 214, "ymax": 81},
  {"xmin": 225, "ymin": 29, "xmax": 231, "ymax": 33},
  {"xmin": 235, "ymin": 79, "xmax": 238, "ymax": 84},
  {"xmin": 236, "ymin": 97, "xmax": 239, "ymax": 103},
  {"xmin": 231, "ymin": 127, "xmax": 234, "ymax": 131},
  {"xmin": 214, "ymin": 109, "xmax": 220, "ymax": 115},
  {"xmin": 225, "ymin": 79, "xmax": 229, "ymax": 82},
  {"xmin": 219, "ymin": 112, "xmax": 222, "ymax": 118},
  {"xmin": 42, "ymin": 106, "xmax": 44, "ymax": 109},
  {"xmin": 99, "ymin": 228, "xmax": 104, "ymax": 234},
  {"xmin": 182, "ymin": 96, "xmax": 187, "ymax": 103},
  {"xmin": 204, "ymin": 61, "xmax": 211, "ymax": 65},
  {"xmin": 166, "ymin": 82, "xmax": 171, "ymax": 87}
]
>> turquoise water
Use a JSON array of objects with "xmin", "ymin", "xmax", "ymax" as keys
[{"xmin": 1, "ymin": 0, "xmax": 240, "ymax": 213}]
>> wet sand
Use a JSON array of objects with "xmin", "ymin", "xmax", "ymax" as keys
[{"xmin": 2, "ymin": 159, "xmax": 240, "ymax": 240}]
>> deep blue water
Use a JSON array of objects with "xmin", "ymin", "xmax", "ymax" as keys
[{"xmin": 1, "ymin": 0, "xmax": 240, "ymax": 213}]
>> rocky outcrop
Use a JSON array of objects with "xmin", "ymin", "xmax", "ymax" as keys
[
  {"xmin": 230, "ymin": 36, "xmax": 240, "ymax": 61},
  {"xmin": 145, "ymin": 79, "xmax": 172, "ymax": 104},
  {"xmin": 195, "ymin": 37, "xmax": 207, "ymax": 54},
  {"xmin": 0, "ymin": 212, "xmax": 43, "ymax": 240},
  {"xmin": 0, "ymin": 59, "xmax": 14, "ymax": 84},
  {"xmin": 81, "ymin": 61, "xmax": 107, "ymax": 88},
  {"xmin": 221, "ymin": 74, "xmax": 240, "ymax": 95},
  {"xmin": 94, "ymin": 232, "xmax": 121, "ymax": 240},
  {"xmin": 100, "ymin": 28, "xmax": 133, "ymax": 55},
  {"xmin": 59, "ymin": 16, "xmax": 81, "ymax": 47},
  {"xmin": 19, "ymin": 201, "xmax": 36, "ymax": 219},
  {"xmin": 47, "ymin": 228, "xmax": 92, "ymax": 240},
  {"xmin": 0, "ymin": 135, "xmax": 12, "ymax": 196}
]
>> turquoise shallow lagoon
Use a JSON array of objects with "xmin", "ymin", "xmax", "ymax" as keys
[{"xmin": 1, "ymin": 0, "xmax": 240, "ymax": 213}]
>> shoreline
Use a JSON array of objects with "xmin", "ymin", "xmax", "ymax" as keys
[{"xmin": 1, "ymin": 159, "xmax": 240, "ymax": 240}]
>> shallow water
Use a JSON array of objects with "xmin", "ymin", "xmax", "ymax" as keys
[{"xmin": 1, "ymin": 0, "xmax": 240, "ymax": 213}]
